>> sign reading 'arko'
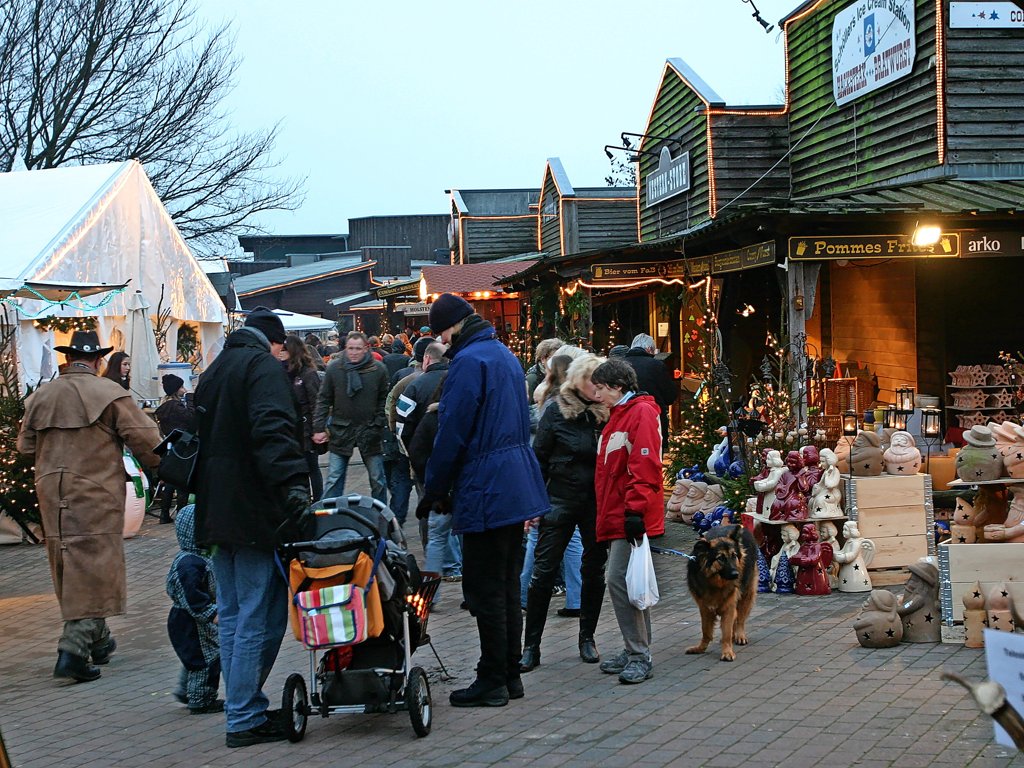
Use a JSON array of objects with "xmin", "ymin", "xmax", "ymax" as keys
[{"xmin": 788, "ymin": 234, "xmax": 961, "ymax": 260}]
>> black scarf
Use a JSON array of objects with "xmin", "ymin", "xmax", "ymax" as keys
[
  {"xmin": 342, "ymin": 350, "xmax": 373, "ymax": 397},
  {"xmin": 445, "ymin": 314, "xmax": 491, "ymax": 359}
]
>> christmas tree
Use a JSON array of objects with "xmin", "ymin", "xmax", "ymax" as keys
[{"xmin": 0, "ymin": 313, "xmax": 39, "ymax": 536}]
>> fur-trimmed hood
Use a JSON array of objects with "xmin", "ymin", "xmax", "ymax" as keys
[{"xmin": 556, "ymin": 386, "xmax": 609, "ymax": 424}]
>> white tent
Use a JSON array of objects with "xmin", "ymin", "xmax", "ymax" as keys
[
  {"xmin": 272, "ymin": 309, "xmax": 335, "ymax": 333},
  {"xmin": 0, "ymin": 161, "xmax": 226, "ymax": 399}
]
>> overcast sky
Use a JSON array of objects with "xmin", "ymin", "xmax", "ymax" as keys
[{"xmin": 198, "ymin": 0, "xmax": 798, "ymax": 243}]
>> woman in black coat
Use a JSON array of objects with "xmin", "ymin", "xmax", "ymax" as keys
[
  {"xmin": 520, "ymin": 353, "xmax": 609, "ymax": 672},
  {"xmin": 281, "ymin": 335, "xmax": 325, "ymax": 500}
]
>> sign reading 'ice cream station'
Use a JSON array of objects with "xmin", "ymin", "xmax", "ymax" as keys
[{"xmin": 832, "ymin": 0, "xmax": 916, "ymax": 106}]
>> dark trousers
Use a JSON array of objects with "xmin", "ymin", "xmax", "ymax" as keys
[
  {"xmin": 160, "ymin": 483, "xmax": 189, "ymax": 522},
  {"xmin": 304, "ymin": 451, "xmax": 324, "ymax": 501},
  {"xmin": 383, "ymin": 454, "xmax": 413, "ymax": 525},
  {"xmin": 461, "ymin": 523, "xmax": 523, "ymax": 689},
  {"xmin": 524, "ymin": 497, "xmax": 607, "ymax": 649}
]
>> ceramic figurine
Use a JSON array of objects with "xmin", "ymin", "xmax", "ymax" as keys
[
  {"xmin": 883, "ymin": 431, "xmax": 922, "ymax": 475},
  {"xmin": 707, "ymin": 430, "xmax": 729, "ymax": 474},
  {"xmin": 769, "ymin": 523, "xmax": 800, "ymax": 592},
  {"xmin": 850, "ymin": 431, "xmax": 884, "ymax": 477},
  {"xmin": 853, "ymin": 590, "xmax": 903, "ymax": 648},
  {"xmin": 666, "ymin": 478, "xmax": 692, "ymax": 521},
  {"xmin": 973, "ymin": 486, "xmax": 1009, "ymax": 536},
  {"xmin": 878, "ymin": 427, "xmax": 898, "ymax": 453},
  {"xmin": 834, "ymin": 520, "xmax": 875, "ymax": 592},
  {"xmin": 897, "ymin": 561, "xmax": 942, "ymax": 643},
  {"xmin": 810, "ymin": 448, "xmax": 843, "ymax": 518},
  {"xmin": 983, "ymin": 485, "xmax": 1024, "ymax": 543},
  {"xmin": 681, "ymin": 464, "xmax": 706, "ymax": 483},
  {"xmin": 772, "ymin": 552, "xmax": 795, "ymax": 594},
  {"xmin": 834, "ymin": 436, "xmax": 852, "ymax": 475},
  {"xmin": 699, "ymin": 485, "xmax": 726, "ymax": 519},
  {"xmin": 987, "ymin": 582, "xmax": 1015, "ymax": 634},
  {"xmin": 770, "ymin": 451, "xmax": 809, "ymax": 521},
  {"xmin": 962, "ymin": 580, "xmax": 987, "ymax": 648},
  {"xmin": 797, "ymin": 445, "xmax": 823, "ymax": 496},
  {"xmin": 1000, "ymin": 425, "xmax": 1024, "ymax": 479},
  {"xmin": 679, "ymin": 481, "xmax": 708, "ymax": 524},
  {"xmin": 752, "ymin": 449, "xmax": 785, "ymax": 518},
  {"xmin": 756, "ymin": 547, "xmax": 772, "ymax": 593},
  {"xmin": 950, "ymin": 496, "xmax": 977, "ymax": 544},
  {"xmin": 956, "ymin": 425, "xmax": 1005, "ymax": 482},
  {"xmin": 789, "ymin": 523, "xmax": 833, "ymax": 595},
  {"xmin": 817, "ymin": 520, "xmax": 841, "ymax": 588}
]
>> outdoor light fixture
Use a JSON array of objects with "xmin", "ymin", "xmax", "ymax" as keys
[
  {"xmin": 619, "ymin": 131, "xmax": 684, "ymax": 151},
  {"xmin": 741, "ymin": 0, "xmax": 775, "ymax": 33},
  {"xmin": 842, "ymin": 410, "xmax": 858, "ymax": 437},
  {"xmin": 604, "ymin": 145, "xmax": 659, "ymax": 162},
  {"xmin": 896, "ymin": 385, "xmax": 916, "ymax": 414},
  {"xmin": 737, "ymin": 303, "xmax": 756, "ymax": 317},
  {"xmin": 911, "ymin": 223, "xmax": 942, "ymax": 247}
]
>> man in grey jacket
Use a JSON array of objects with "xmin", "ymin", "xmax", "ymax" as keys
[{"xmin": 313, "ymin": 331, "xmax": 390, "ymax": 502}]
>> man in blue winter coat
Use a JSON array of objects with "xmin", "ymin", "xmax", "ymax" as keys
[{"xmin": 417, "ymin": 293, "xmax": 549, "ymax": 708}]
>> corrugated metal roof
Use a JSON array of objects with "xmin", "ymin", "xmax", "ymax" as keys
[{"xmin": 234, "ymin": 256, "xmax": 374, "ymax": 297}]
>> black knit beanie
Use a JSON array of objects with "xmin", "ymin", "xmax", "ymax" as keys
[
  {"xmin": 412, "ymin": 336, "xmax": 435, "ymax": 362},
  {"xmin": 244, "ymin": 306, "xmax": 286, "ymax": 344},
  {"xmin": 428, "ymin": 293, "xmax": 473, "ymax": 334},
  {"xmin": 162, "ymin": 374, "xmax": 185, "ymax": 396}
]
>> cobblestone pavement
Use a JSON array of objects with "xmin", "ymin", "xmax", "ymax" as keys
[{"xmin": 1, "ymin": 464, "xmax": 1022, "ymax": 767}]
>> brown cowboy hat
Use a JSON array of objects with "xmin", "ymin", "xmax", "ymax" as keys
[{"xmin": 53, "ymin": 330, "xmax": 113, "ymax": 356}]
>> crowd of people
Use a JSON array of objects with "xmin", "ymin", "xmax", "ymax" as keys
[{"xmin": 16, "ymin": 296, "xmax": 679, "ymax": 748}]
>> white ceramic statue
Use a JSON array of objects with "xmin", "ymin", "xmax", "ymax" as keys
[
  {"xmin": 707, "ymin": 431, "xmax": 729, "ymax": 474},
  {"xmin": 752, "ymin": 449, "xmax": 785, "ymax": 518},
  {"xmin": 769, "ymin": 524, "xmax": 801, "ymax": 588},
  {"xmin": 810, "ymin": 448, "xmax": 843, "ymax": 518},
  {"xmin": 698, "ymin": 484, "xmax": 725, "ymax": 517},
  {"xmin": 818, "ymin": 520, "xmax": 841, "ymax": 588},
  {"xmin": 883, "ymin": 431, "xmax": 922, "ymax": 475},
  {"xmin": 833, "ymin": 520, "xmax": 875, "ymax": 592}
]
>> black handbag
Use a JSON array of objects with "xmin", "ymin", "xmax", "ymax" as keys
[{"xmin": 154, "ymin": 428, "xmax": 200, "ymax": 491}]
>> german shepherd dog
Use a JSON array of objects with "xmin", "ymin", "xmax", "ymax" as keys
[{"xmin": 686, "ymin": 524, "xmax": 757, "ymax": 661}]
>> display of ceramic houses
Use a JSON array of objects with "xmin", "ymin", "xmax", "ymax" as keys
[
  {"xmin": 789, "ymin": 523, "xmax": 833, "ymax": 596},
  {"xmin": 987, "ymin": 582, "xmax": 1015, "ymax": 633},
  {"xmin": 834, "ymin": 436, "xmax": 852, "ymax": 474},
  {"xmin": 883, "ymin": 431, "xmax": 922, "ymax": 475},
  {"xmin": 853, "ymin": 590, "xmax": 903, "ymax": 648},
  {"xmin": 817, "ymin": 521, "xmax": 842, "ymax": 589},
  {"xmin": 834, "ymin": 520, "xmax": 875, "ymax": 592},
  {"xmin": 752, "ymin": 449, "xmax": 785, "ymax": 517},
  {"xmin": 950, "ymin": 496, "xmax": 977, "ymax": 544},
  {"xmin": 756, "ymin": 548, "xmax": 772, "ymax": 593},
  {"xmin": 1000, "ymin": 426, "xmax": 1024, "ymax": 479},
  {"xmin": 810, "ymin": 448, "xmax": 843, "ymax": 518},
  {"xmin": 679, "ymin": 481, "xmax": 708, "ymax": 524},
  {"xmin": 956, "ymin": 425, "xmax": 1005, "ymax": 482},
  {"xmin": 962, "ymin": 581, "xmax": 987, "ymax": 648},
  {"xmin": 851, "ymin": 430, "xmax": 884, "ymax": 477},
  {"xmin": 950, "ymin": 365, "xmax": 988, "ymax": 388},
  {"xmin": 982, "ymin": 486, "xmax": 1024, "ymax": 542},
  {"xmin": 665, "ymin": 478, "xmax": 692, "ymax": 521},
  {"xmin": 897, "ymin": 561, "xmax": 942, "ymax": 643},
  {"xmin": 982, "ymin": 364, "xmax": 1011, "ymax": 387}
]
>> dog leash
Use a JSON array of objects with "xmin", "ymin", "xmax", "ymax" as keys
[{"xmin": 650, "ymin": 545, "xmax": 695, "ymax": 561}]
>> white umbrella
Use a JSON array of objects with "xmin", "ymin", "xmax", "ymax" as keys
[{"xmin": 125, "ymin": 290, "xmax": 161, "ymax": 402}]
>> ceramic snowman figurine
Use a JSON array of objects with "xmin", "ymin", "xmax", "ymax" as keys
[
  {"xmin": 897, "ymin": 561, "xmax": 942, "ymax": 643},
  {"xmin": 987, "ymin": 582, "xmax": 1015, "ymax": 633},
  {"xmin": 956, "ymin": 425, "xmax": 1005, "ymax": 482},
  {"xmin": 752, "ymin": 449, "xmax": 785, "ymax": 518},
  {"xmin": 810, "ymin": 448, "xmax": 843, "ymax": 518},
  {"xmin": 666, "ymin": 477, "xmax": 692, "ymax": 521},
  {"xmin": 834, "ymin": 520, "xmax": 875, "ymax": 592},
  {"xmin": 853, "ymin": 590, "xmax": 903, "ymax": 648},
  {"xmin": 983, "ymin": 485, "xmax": 1024, "ymax": 543},
  {"xmin": 850, "ymin": 430, "xmax": 884, "ymax": 477},
  {"xmin": 962, "ymin": 580, "xmax": 987, "ymax": 648},
  {"xmin": 883, "ymin": 431, "xmax": 922, "ymax": 475},
  {"xmin": 679, "ymin": 481, "xmax": 708, "ymax": 524}
]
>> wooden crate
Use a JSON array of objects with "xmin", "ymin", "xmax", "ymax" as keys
[
  {"xmin": 845, "ymin": 474, "xmax": 935, "ymax": 572},
  {"xmin": 939, "ymin": 541, "xmax": 1024, "ymax": 623}
]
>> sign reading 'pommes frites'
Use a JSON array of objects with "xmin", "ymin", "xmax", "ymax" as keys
[
  {"xmin": 788, "ymin": 233, "xmax": 960, "ymax": 260},
  {"xmin": 832, "ymin": 0, "xmax": 916, "ymax": 107}
]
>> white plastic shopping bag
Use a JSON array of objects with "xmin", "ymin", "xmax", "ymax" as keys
[{"xmin": 625, "ymin": 534, "xmax": 660, "ymax": 609}]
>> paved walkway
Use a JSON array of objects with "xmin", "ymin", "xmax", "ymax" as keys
[{"xmin": 1, "ymin": 467, "xmax": 1021, "ymax": 767}]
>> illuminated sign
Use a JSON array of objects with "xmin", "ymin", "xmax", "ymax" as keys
[
  {"xmin": 709, "ymin": 241, "xmax": 776, "ymax": 273},
  {"xmin": 788, "ymin": 233, "xmax": 960, "ymax": 260}
]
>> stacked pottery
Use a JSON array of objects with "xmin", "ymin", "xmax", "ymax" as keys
[
  {"xmin": 850, "ymin": 431, "xmax": 884, "ymax": 477},
  {"xmin": 955, "ymin": 425, "xmax": 1004, "ymax": 482},
  {"xmin": 853, "ymin": 591, "xmax": 903, "ymax": 648},
  {"xmin": 882, "ymin": 431, "xmax": 922, "ymax": 475}
]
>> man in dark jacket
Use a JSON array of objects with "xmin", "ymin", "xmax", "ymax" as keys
[
  {"xmin": 417, "ymin": 293, "xmax": 549, "ymax": 708},
  {"xmin": 193, "ymin": 307, "xmax": 310, "ymax": 748},
  {"xmin": 313, "ymin": 331, "xmax": 390, "ymax": 503},
  {"xmin": 396, "ymin": 342, "xmax": 448, "ymax": 451},
  {"xmin": 623, "ymin": 333, "xmax": 678, "ymax": 440},
  {"xmin": 389, "ymin": 335, "xmax": 434, "ymax": 389},
  {"xmin": 381, "ymin": 338, "xmax": 411, "ymax": 379}
]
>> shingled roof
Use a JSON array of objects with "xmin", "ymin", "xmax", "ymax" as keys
[{"xmin": 421, "ymin": 260, "xmax": 537, "ymax": 295}]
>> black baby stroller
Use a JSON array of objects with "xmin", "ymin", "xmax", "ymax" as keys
[{"xmin": 277, "ymin": 495, "xmax": 440, "ymax": 739}]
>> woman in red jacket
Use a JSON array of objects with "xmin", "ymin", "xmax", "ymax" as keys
[{"xmin": 589, "ymin": 358, "xmax": 664, "ymax": 685}]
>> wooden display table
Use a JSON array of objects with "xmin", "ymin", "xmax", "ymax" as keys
[
  {"xmin": 844, "ymin": 474, "xmax": 936, "ymax": 585},
  {"xmin": 939, "ymin": 541, "xmax": 1024, "ymax": 625}
]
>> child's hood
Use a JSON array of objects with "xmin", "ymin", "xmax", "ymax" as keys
[{"xmin": 174, "ymin": 504, "xmax": 202, "ymax": 554}]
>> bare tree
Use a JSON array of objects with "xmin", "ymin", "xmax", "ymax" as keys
[{"xmin": 0, "ymin": 0, "xmax": 304, "ymax": 256}]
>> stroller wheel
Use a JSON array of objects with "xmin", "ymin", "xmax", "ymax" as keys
[
  {"xmin": 282, "ymin": 673, "xmax": 308, "ymax": 742},
  {"xmin": 407, "ymin": 666, "xmax": 431, "ymax": 737}
]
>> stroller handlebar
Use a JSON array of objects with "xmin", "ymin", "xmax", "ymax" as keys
[{"xmin": 279, "ymin": 534, "xmax": 376, "ymax": 555}]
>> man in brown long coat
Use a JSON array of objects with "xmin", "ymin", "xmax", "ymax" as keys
[{"xmin": 18, "ymin": 330, "xmax": 161, "ymax": 683}]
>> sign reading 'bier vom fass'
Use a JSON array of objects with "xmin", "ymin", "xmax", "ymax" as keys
[
  {"xmin": 832, "ymin": 0, "xmax": 916, "ymax": 107},
  {"xmin": 645, "ymin": 147, "xmax": 690, "ymax": 208}
]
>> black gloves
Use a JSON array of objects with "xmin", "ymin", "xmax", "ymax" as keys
[
  {"xmin": 624, "ymin": 513, "xmax": 646, "ymax": 545},
  {"xmin": 415, "ymin": 494, "xmax": 451, "ymax": 520},
  {"xmin": 277, "ymin": 485, "xmax": 313, "ymax": 542}
]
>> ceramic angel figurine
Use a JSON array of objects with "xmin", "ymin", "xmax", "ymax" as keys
[
  {"xmin": 834, "ymin": 520, "xmax": 875, "ymax": 592},
  {"xmin": 752, "ymin": 449, "xmax": 784, "ymax": 518},
  {"xmin": 789, "ymin": 523, "xmax": 833, "ymax": 595},
  {"xmin": 854, "ymin": 590, "xmax": 903, "ymax": 648},
  {"xmin": 983, "ymin": 485, "xmax": 1024, "ymax": 543},
  {"xmin": 897, "ymin": 561, "xmax": 942, "ymax": 643},
  {"xmin": 818, "ymin": 521, "xmax": 841, "ymax": 588},
  {"xmin": 851, "ymin": 430, "xmax": 884, "ymax": 476},
  {"xmin": 769, "ymin": 524, "xmax": 800, "ymax": 590},
  {"xmin": 770, "ymin": 451, "xmax": 808, "ymax": 521},
  {"xmin": 797, "ymin": 445, "xmax": 823, "ymax": 497},
  {"xmin": 810, "ymin": 448, "xmax": 843, "ymax": 518},
  {"xmin": 883, "ymin": 431, "xmax": 922, "ymax": 475}
]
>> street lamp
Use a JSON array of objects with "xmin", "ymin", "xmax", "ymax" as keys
[{"xmin": 842, "ymin": 410, "xmax": 858, "ymax": 437}]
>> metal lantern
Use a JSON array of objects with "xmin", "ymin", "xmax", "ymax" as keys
[
  {"xmin": 883, "ymin": 405, "xmax": 897, "ymax": 429},
  {"xmin": 842, "ymin": 409, "xmax": 858, "ymax": 436},
  {"xmin": 896, "ymin": 385, "xmax": 915, "ymax": 414},
  {"xmin": 893, "ymin": 411, "xmax": 908, "ymax": 431},
  {"xmin": 921, "ymin": 407, "xmax": 942, "ymax": 438}
]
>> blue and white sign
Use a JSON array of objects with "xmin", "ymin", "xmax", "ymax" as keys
[
  {"xmin": 832, "ymin": 0, "xmax": 916, "ymax": 106},
  {"xmin": 950, "ymin": 2, "xmax": 1024, "ymax": 28},
  {"xmin": 644, "ymin": 147, "xmax": 690, "ymax": 209}
]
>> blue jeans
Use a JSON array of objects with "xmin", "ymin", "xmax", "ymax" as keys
[
  {"xmin": 383, "ymin": 454, "xmax": 413, "ymax": 525},
  {"xmin": 322, "ymin": 451, "xmax": 386, "ymax": 503},
  {"xmin": 424, "ymin": 511, "xmax": 462, "ymax": 600},
  {"xmin": 212, "ymin": 545, "xmax": 288, "ymax": 733},
  {"xmin": 519, "ymin": 525, "xmax": 583, "ymax": 610}
]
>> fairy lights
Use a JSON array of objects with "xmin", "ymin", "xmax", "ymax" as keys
[{"xmin": 934, "ymin": 0, "xmax": 947, "ymax": 164}]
